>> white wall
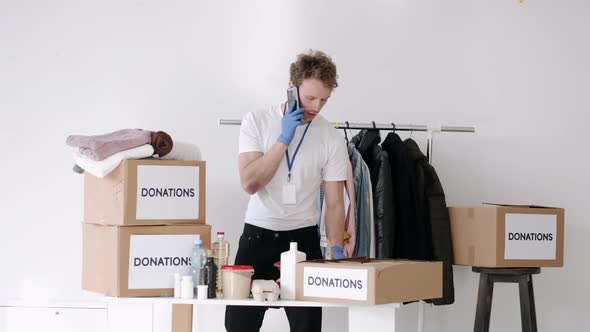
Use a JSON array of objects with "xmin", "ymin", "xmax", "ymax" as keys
[{"xmin": 1, "ymin": 0, "xmax": 588, "ymax": 331}]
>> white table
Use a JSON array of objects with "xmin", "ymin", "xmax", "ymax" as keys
[
  {"xmin": 0, "ymin": 298, "xmax": 107, "ymax": 332},
  {"xmin": 104, "ymin": 297, "xmax": 400, "ymax": 332}
]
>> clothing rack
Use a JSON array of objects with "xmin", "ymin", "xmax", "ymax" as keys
[
  {"xmin": 219, "ymin": 118, "xmax": 475, "ymax": 332},
  {"xmin": 218, "ymin": 119, "xmax": 476, "ymax": 162}
]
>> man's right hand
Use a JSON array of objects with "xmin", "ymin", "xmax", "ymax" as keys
[{"xmin": 277, "ymin": 101, "xmax": 304, "ymax": 146}]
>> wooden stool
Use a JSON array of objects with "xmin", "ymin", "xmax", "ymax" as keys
[{"xmin": 472, "ymin": 267, "xmax": 540, "ymax": 332}]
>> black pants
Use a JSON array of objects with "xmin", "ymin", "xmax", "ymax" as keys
[{"xmin": 225, "ymin": 223, "xmax": 323, "ymax": 332}]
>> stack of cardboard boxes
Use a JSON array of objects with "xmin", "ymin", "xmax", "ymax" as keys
[{"xmin": 81, "ymin": 159, "xmax": 211, "ymax": 297}]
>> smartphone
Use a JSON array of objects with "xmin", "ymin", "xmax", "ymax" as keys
[{"xmin": 286, "ymin": 86, "xmax": 300, "ymax": 112}]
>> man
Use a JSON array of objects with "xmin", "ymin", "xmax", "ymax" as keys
[{"xmin": 225, "ymin": 50, "xmax": 348, "ymax": 332}]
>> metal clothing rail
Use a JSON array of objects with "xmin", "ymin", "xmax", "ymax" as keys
[
  {"xmin": 218, "ymin": 118, "xmax": 476, "ymax": 161},
  {"xmin": 218, "ymin": 119, "xmax": 475, "ymax": 133}
]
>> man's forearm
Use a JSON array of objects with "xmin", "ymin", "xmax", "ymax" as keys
[
  {"xmin": 325, "ymin": 203, "xmax": 345, "ymax": 248},
  {"xmin": 241, "ymin": 142, "xmax": 288, "ymax": 194}
]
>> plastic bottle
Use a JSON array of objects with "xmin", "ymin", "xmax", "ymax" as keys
[
  {"xmin": 181, "ymin": 276, "xmax": 194, "ymax": 299},
  {"xmin": 174, "ymin": 273, "xmax": 182, "ymax": 299},
  {"xmin": 212, "ymin": 232, "xmax": 230, "ymax": 297},
  {"xmin": 191, "ymin": 239, "xmax": 207, "ymax": 288},
  {"xmin": 280, "ymin": 242, "xmax": 306, "ymax": 300},
  {"xmin": 203, "ymin": 250, "xmax": 218, "ymax": 299}
]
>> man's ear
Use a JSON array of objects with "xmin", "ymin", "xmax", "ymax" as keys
[{"xmin": 288, "ymin": 81, "xmax": 295, "ymax": 88}]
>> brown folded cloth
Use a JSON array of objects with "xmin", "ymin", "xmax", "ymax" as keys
[{"xmin": 150, "ymin": 131, "xmax": 173, "ymax": 157}]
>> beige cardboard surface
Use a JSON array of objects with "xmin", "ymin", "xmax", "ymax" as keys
[
  {"xmin": 82, "ymin": 223, "xmax": 211, "ymax": 297},
  {"xmin": 82, "ymin": 224, "xmax": 118, "ymax": 296},
  {"xmin": 172, "ymin": 304, "xmax": 193, "ymax": 332},
  {"xmin": 375, "ymin": 260, "xmax": 442, "ymax": 304},
  {"xmin": 84, "ymin": 159, "xmax": 206, "ymax": 226},
  {"xmin": 296, "ymin": 259, "xmax": 442, "ymax": 305},
  {"xmin": 449, "ymin": 205, "xmax": 564, "ymax": 267},
  {"xmin": 84, "ymin": 165, "xmax": 126, "ymax": 225},
  {"xmin": 449, "ymin": 206, "xmax": 498, "ymax": 266}
]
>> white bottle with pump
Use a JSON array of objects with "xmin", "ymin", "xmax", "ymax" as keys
[{"xmin": 280, "ymin": 242, "xmax": 306, "ymax": 300}]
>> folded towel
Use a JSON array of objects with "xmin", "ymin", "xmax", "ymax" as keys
[
  {"xmin": 150, "ymin": 131, "xmax": 173, "ymax": 157},
  {"xmin": 75, "ymin": 144, "xmax": 154, "ymax": 178},
  {"xmin": 67, "ymin": 129, "xmax": 152, "ymax": 161},
  {"xmin": 159, "ymin": 141, "xmax": 202, "ymax": 161}
]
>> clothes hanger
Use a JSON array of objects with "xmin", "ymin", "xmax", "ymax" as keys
[
  {"xmin": 344, "ymin": 121, "xmax": 350, "ymax": 143},
  {"xmin": 358, "ymin": 121, "xmax": 380, "ymax": 154},
  {"xmin": 385, "ymin": 122, "xmax": 397, "ymax": 141}
]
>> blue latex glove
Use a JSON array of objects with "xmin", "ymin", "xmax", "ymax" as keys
[
  {"xmin": 332, "ymin": 246, "xmax": 346, "ymax": 259},
  {"xmin": 278, "ymin": 101, "xmax": 304, "ymax": 145}
]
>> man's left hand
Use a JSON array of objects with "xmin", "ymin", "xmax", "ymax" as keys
[{"xmin": 331, "ymin": 245, "xmax": 346, "ymax": 259}]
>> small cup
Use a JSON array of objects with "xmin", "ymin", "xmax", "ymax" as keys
[
  {"xmin": 181, "ymin": 276, "xmax": 194, "ymax": 299},
  {"xmin": 197, "ymin": 285, "xmax": 208, "ymax": 300}
]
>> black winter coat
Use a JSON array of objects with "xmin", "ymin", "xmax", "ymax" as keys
[
  {"xmin": 381, "ymin": 133, "xmax": 430, "ymax": 259},
  {"xmin": 404, "ymin": 138, "xmax": 455, "ymax": 305},
  {"xmin": 351, "ymin": 130, "xmax": 396, "ymax": 258}
]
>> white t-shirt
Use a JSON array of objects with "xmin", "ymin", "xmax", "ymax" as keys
[{"xmin": 239, "ymin": 103, "xmax": 348, "ymax": 231}]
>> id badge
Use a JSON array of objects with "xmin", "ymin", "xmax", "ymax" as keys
[{"xmin": 282, "ymin": 183, "xmax": 297, "ymax": 205}]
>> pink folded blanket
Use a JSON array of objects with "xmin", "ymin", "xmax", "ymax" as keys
[{"xmin": 66, "ymin": 129, "xmax": 152, "ymax": 161}]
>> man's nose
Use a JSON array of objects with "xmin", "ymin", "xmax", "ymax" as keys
[{"xmin": 312, "ymin": 100, "xmax": 322, "ymax": 110}]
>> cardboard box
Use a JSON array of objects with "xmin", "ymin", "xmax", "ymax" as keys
[
  {"xmin": 172, "ymin": 304, "xmax": 193, "ymax": 332},
  {"xmin": 449, "ymin": 204, "xmax": 564, "ymax": 267},
  {"xmin": 84, "ymin": 159, "xmax": 206, "ymax": 226},
  {"xmin": 296, "ymin": 259, "xmax": 442, "ymax": 305},
  {"xmin": 82, "ymin": 223, "xmax": 211, "ymax": 297}
]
